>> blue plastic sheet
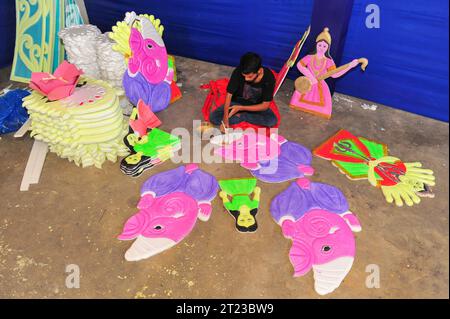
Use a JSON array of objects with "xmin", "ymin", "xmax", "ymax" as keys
[{"xmin": 0, "ymin": 89, "xmax": 30, "ymax": 135}]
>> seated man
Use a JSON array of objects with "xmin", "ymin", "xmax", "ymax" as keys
[{"xmin": 209, "ymin": 52, "xmax": 278, "ymax": 131}]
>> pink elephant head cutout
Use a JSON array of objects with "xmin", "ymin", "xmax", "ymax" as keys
[
  {"xmin": 281, "ymin": 209, "xmax": 361, "ymax": 295},
  {"xmin": 118, "ymin": 165, "xmax": 218, "ymax": 261},
  {"xmin": 119, "ymin": 192, "xmax": 201, "ymax": 242},
  {"xmin": 214, "ymin": 132, "xmax": 286, "ymax": 170},
  {"xmin": 128, "ymin": 17, "xmax": 169, "ymax": 84}
]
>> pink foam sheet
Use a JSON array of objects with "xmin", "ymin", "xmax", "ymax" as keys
[
  {"xmin": 29, "ymin": 61, "xmax": 83, "ymax": 101},
  {"xmin": 214, "ymin": 132, "xmax": 286, "ymax": 170}
]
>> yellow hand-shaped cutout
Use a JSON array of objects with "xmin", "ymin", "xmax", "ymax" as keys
[{"xmin": 380, "ymin": 162, "xmax": 435, "ymax": 207}]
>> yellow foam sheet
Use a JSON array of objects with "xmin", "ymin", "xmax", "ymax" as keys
[{"xmin": 23, "ymin": 77, "xmax": 130, "ymax": 168}]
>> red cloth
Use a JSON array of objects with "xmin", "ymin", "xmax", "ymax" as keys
[
  {"xmin": 200, "ymin": 70, "xmax": 281, "ymax": 135},
  {"xmin": 170, "ymin": 81, "xmax": 182, "ymax": 104},
  {"xmin": 200, "ymin": 77, "xmax": 230, "ymax": 121}
]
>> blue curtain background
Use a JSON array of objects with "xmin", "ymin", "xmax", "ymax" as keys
[
  {"xmin": 0, "ymin": 0, "xmax": 16, "ymax": 69},
  {"xmin": 0, "ymin": 0, "xmax": 448, "ymax": 121},
  {"xmin": 83, "ymin": 0, "xmax": 314, "ymax": 75},
  {"xmin": 336, "ymin": 0, "xmax": 449, "ymax": 122}
]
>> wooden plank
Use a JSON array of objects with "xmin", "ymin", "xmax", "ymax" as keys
[
  {"xmin": 29, "ymin": 141, "xmax": 48, "ymax": 184},
  {"xmin": 20, "ymin": 140, "xmax": 48, "ymax": 191},
  {"xmin": 75, "ymin": 0, "xmax": 90, "ymax": 24},
  {"xmin": 13, "ymin": 118, "xmax": 31, "ymax": 138}
]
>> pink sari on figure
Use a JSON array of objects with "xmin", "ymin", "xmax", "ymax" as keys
[{"xmin": 289, "ymin": 55, "xmax": 336, "ymax": 119}]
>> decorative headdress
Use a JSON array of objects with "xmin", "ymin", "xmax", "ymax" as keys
[{"xmin": 316, "ymin": 27, "xmax": 332, "ymax": 44}]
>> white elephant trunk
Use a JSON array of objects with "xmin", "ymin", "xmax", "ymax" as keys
[
  {"xmin": 125, "ymin": 236, "xmax": 176, "ymax": 261},
  {"xmin": 312, "ymin": 256, "xmax": 354, "ymax": 295}
]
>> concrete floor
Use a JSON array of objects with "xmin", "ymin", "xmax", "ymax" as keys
[{"xmin": 0, "ymin": 56, "xmax": 448, "ymax": 299}]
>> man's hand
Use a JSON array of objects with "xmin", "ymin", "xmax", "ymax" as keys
[
  {"xmin": 228, "ymin": 105, "xmax": 244, "ymax": 118},
  {"xmin": 230, "ymin": 102, "xmax": 270, "ymax": 115},
  {"xmin": 220, "ymin": 121, "xmax": 228, "ymax": 133}
]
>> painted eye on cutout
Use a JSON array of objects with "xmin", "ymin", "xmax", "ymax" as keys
[
  {"xmin": 154, "ymin": 225, "xmax": 163, "ymax": 230},
  {"xmin": 321, "ymin": 245, "xmax": 332, "ymax": 253},
  {"xmin": 147, "ymin": 44, "xmax": 153, "ymax": 49}
]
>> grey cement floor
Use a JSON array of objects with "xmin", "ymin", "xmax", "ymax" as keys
[{"xmin": 0, "ymin": 56, "xmax": 448, "ymax": 298}]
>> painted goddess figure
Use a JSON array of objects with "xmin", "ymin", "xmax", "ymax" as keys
[{"xmin": 289, "ymin": 27, "xmax": 360, "ymax": 119}]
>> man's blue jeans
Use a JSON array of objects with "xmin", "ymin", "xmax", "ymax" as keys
[{"xmin": 209, "ymin": 103, "xmax": 277, "ymax": 127}]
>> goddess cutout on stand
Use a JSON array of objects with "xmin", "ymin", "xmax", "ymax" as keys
[{"xmin": 289, "ymin": 27, "xmax": 368, "ymax": 119}]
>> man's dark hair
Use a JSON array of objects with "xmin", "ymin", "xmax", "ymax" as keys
[{"xmin": 239, "ymin": 52, "xmax": 262, "ymax": 74}]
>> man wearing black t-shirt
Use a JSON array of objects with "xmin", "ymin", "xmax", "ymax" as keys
[{"xmin": 209, "ymin": 52, "xmax": 278, "ymax": 131}]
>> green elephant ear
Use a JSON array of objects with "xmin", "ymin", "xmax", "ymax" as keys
[{"xmin": 219, "ymin": 178, "xmax": 257, "ymax": 195}]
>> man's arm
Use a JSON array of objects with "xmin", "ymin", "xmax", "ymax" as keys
[
  {"xmin": 228, "ymin": 102, "xmax": 270, "ymax": 117},
  {"xmin": 223, "ymin": 93, "xmax": 233, "ymax": 127},
  {"xmin": 224, "ymin": 67, "xmax": 241, "ymax": 127},
  {"xmin": 239, "ymin": 102, "xmax": 270, "ymax": 112}
]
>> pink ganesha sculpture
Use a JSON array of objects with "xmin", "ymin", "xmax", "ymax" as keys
[
  {"xmin": 123, "ymin": 17, "xmax": 174, "ymax": 112},
  {"xmin": 270, "ymin": 178, "xmax": 362, "ymax": 295},
  {"xmin": 118, "ymin": 164, "xmax": 219, "ymax": 261}
]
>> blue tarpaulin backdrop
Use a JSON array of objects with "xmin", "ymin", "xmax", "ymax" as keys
[
  {"xmin": 0, "ymin": 0, "xmax": 16, "ymax": 70},
  {"xmin": 0, "ymin": 0, "xmax": 448, "ymax": 121},
  {"xmin": 337, "ymin": 0, "xmax": 449, "ymax": 122},
  {"xmin": 85, "ymin": 0, "xmax": 315, "ymax": 75}
]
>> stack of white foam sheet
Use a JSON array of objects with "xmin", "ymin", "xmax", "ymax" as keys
[
  {"xmin": 59, "ymin": 24, "xmax": 102, "ymax": 78},
  {"xmin": 95, "ymin": 33, "xmax": 127, "ymax": 89},
  {"xmin": 59, "ymin": 25, "xmax": 132, "ymax": 114}
]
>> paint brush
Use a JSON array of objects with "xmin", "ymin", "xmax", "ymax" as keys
[{"xmin": 221, "ymin": 121, "xmax": 230, "ymax": 144}]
